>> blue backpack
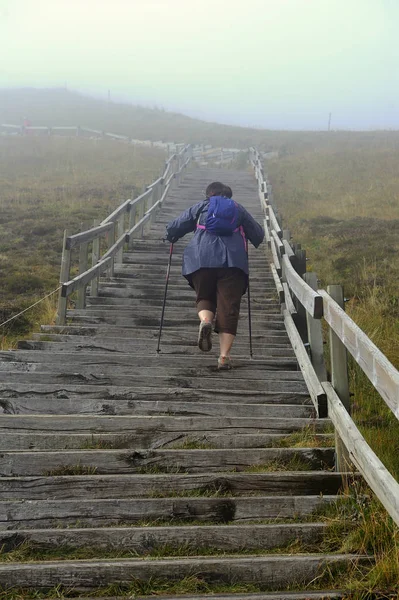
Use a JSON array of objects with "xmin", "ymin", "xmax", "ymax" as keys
[{"xmin": 199, "ymin": 196, "xmax": 239, "ymax": 236}]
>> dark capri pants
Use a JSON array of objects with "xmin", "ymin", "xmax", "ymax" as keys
[{"xmin": 191, "ymin": 267, "xmax": 247, "ymax": 335}]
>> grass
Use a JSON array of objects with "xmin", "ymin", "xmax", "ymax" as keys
[
  {"xmin": 241, "ymin": 455, "xmax": 314, "ymax": 473},
  {"xmin": 0, "ymin": 135, "xmax": 165, "ymax": 347},
  {"xmin": 267, "ymin": 133, "xmax": 399, "ymax": 596},
  {"xmin": 43, "ymin": 465, "xmax": 98, "ymax": 476},
  {"xmin": 274, "ymin": 425, "xmax": 335, "ymax": 448},
  {"xmin": 168, "ymin": 438, "xmax": 216, "ymax": 450}
]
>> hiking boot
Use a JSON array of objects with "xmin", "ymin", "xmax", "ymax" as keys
[
  {"xmin": 198, "ymin": 320, "xmax": 212, "ymax": 352},
  {"xmin": 218, "ymin": 356, "xmax": 232, "ymax": 370}
]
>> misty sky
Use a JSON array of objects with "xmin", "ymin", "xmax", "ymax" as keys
[{"xmin": 1, "ymin": 0, "xmax": 398, "ymax": 130}]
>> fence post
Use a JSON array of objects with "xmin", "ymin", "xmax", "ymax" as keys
[
  {"xmin": 56, "ymin": 230, "xmax": 71, "ymax": 326},
  {"xmin": 327, "ymin": 284, "xmax": 352, "ymax": 475},
  {"xmin": 291, "ymin": 248, "xmax": 308, "ymax": 343},
  {"xmin": 128, "ymin": 203, "xmax": 137, "ymax": 249},
  {"xmin": 76, "ymin": 227, "xmax": 89, "ymax": 309},
  {"xmin": 303, "ymin": 273, "xmax": 328, "ymax": 418},
  {"xmin": 107, "ymin": 222, "xmax": 116, "ymax": 277},
  {"xmin": 91, "ymin": 220, "xmax": 100, "ymax": 298},
  {"xmin": 116, "ymin": 214, "xmax": 125, "ymax": 263}
]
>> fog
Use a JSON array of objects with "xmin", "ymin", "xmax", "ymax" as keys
[{"xmin": 1, "ymin": 0, "xmax": 397, "ymax": 130}]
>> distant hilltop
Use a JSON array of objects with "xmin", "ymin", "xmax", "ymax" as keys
[{"xmin": 1, "ymin": 87, "xmax": 394, "ymax": 152}]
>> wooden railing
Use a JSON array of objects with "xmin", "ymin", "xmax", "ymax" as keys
[
  {"xmin": 0, "ymin": 123, "xmax": 186, "ymax": 154},
  {"xmin": 249, "ymin": 147, "xmax": 399, "ymax": 527},
  {"xmin": 56, "ymin": 145, "xmax": 192, "ymax": 325}
]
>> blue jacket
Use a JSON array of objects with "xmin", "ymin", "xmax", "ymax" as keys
[{"xmin": 166, "ymin": 196, "xmax": 264, "ymax": 286}]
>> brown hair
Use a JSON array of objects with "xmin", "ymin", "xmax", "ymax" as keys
[
  {"xmin": 205, "ymin": 182, "xmax": 225, "ymax": 198},
  {"xmin": 223, "ymin": 185, "xmax": 233, "ymax": 198}
]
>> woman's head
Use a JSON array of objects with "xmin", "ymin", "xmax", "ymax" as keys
[
  {"xmin": 205, "ymin": 182, "xmax": 225, "ymax": 198},
  {"xmin": 223, "ymin": 185, "xmax": 233, "ymax": 198}
]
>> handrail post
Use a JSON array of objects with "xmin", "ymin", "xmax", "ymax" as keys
[
  {"xmin": 56, "ymin": 229, "xmax": 71, "ymax": 325},
  {"xmin": 303, "ymin": 272, "xmax": 328, "ymax": 418},
  {"xmin": 90, "ymin": 220, "xmax": 100, "ymax": 298},
  {"xmin": 116, "ymin": 214, "xmax": 125, "ymax": 263},
  {"xmin": 327, "ymin": 284, "xmax": 352, "ymax": 475},
  {"xmin": 107, "ymin": 222, "xmax": 116, "ymax": 277},
  {"xmin": 128, "ymin": 204, "xmax": 137, "ymax": 249},
  {"xmin": 77, "ymin": 225, "xmax": 89, "ymax": 309}
]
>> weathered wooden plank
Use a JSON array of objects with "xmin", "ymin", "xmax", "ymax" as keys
[
  {"xmin": 0, "ymin": 448, "xmax": 334, "ymax": 476},
  {"xmin": 303, "ymin": 273, "xmax": 327, "ymax": 383},
  {"xmin": 0, "ymin": 555, "xmax": 361, "ymax": 589},
  {"xmin": 270, "ymin": 238, "xmax": 281, "ymax": 277},
  {"xmin": 264, "ymin": 218, "xmax": 271, "ymax": 246},
  {"xmin": 0, "ymin": 495, "xmax": 337, "ymax": 529},
  {"xmin": 282, "ymin": 256, "xmax": 323, "ymax": 319},
  {"xmin": 3, "ymin": 353, "xmax": 297, "ymax": 372},
  {"xmin": 0, "ymin": 471, "xmax": 344, "ymax": 500},
  {"xmin": 0, "ymin": 372, "xmax": 309, "ymax": 393},
  {"xmin": 323, "ymin": 381, "xmax": 399, "ymax": 526},
  {"xmin": 0, "ymin": 414, "xmax": 326, "ymax": 434},
  {"xmin": 270, "ymin": 263, "xmax": 284, "ymax": 303},
  {"xmin": 283, "ymin": 310, "xmax": 327, "ymax": 418},
  {"xmin": 283, "ymin": 240, "xmax": 296, "ymax": 263},
  {"xmin": 0, "ymin": 432, "xmax": 333, "ymax": 452},
  {"xmin": 0, "ymin": 361, "xmax": 304, "ymax": 381},
  {"xmin": 18, "ymin": 339, "xmax": 298, "ymax": 357},
  {"xmin": 61, "ymin": 258, "xmax": 112, "ymax": 298},
  {"xmin": 320, "ymin": 290, "xmax": 399, "ymax": 420},
  {"xmin": 267, "ymin": 205, "xmax": 282, "ymax": 238},
  {"xmin": 0, "ymin": 523, "xmax": 327, "ymax": 552},
  {"xmin": 0, "ymin": 397, "xmax": 311, "ymax": 418},
  {"xmin": 271, "ymin": 230, "xmax": 284, "ymax": 256},
  {"xmin": 66, "ymin": 223, "xmax": 114, "ymax": 250},
  {"xmin": 282, "ymin": 283, "xmax": 297, "ymax": 315},
  {"xmin": 39, "ymin": 324, "xmax": 288, "ymax": 339}
]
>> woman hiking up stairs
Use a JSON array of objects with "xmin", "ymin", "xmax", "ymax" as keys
[{"xmin": 0, "ymin": 166, "xmax": 364, "ymax": 598}]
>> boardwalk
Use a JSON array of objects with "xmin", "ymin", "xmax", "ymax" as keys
[{"xmin": 0, "ymin": 167, "xmax": 358, "ymax": 597}]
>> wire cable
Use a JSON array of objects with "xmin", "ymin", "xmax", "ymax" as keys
[{"xmin": 0, "ymin": 285, "xmax": 62, "ymax": 329}]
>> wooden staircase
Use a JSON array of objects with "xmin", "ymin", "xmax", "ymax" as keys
[{"xmin": 0, "ymin": 167, "xmax": 361, "ymax": 598}]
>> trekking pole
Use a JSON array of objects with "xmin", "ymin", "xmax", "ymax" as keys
[
  {"xmin": 246, "ymin": 244, "xmax": 253, "ymax": 359},
  {"xmin": 157, "ymin": 242, "xmax": 174, "ymax": 354}
]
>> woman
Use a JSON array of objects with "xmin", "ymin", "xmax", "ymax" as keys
[{"xmin": 166, "ymin": 182, "xmax": 264, "ymax": 369}]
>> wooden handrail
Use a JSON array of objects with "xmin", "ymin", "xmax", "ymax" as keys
[
  {"xmin": 66, "ymin": 223, "xmax": 114, "ymax": 249},
  {"xmin": 54, "ymin": 141, "xmax": 192, "ymax": 324},
  {"xmin": 254, "ymin": 145, "xmax": 399, "ymax": 525},
  {"xmin": 61, "ymin": 257, "xmax": 112, "ymax": 298},
  {"xmin": 323, "ymin": 381, "xmax": 399, "ymax": 523},
  {"xmin": 282, "ymin": 255, "xmax": 323, "ymax": 319},
  {"xmin": 320, "ymin": 289, "xmax": 399, "ymax": 419},
  {"xmin": 101, "ymin": 198, "xmax": 132, "ymax": 225}
]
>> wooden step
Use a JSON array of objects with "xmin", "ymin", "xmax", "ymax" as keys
[
  {"xmin": 0, "ymin": 373, "xmax": 309, "ymax": 394},
  {"xmin": 0, "ymin": 362, "xmax": 305, "ymax": 383},
  {"xmin": 0, "ymin": 471, "xmax": 345, "ymax": 500},
  {"xmin": 0, "ymin": 523, "xmax": 328, "ymax": 553},
  {"xmin": 0, "ymin": 398, "xmax": 313, "ymax": 418},
  {"xmin": 0, "ymin": 384, "xmax": 311, "ymax": 404},
  {"xmin": 0, "ymin": 351, "xmax": 298, "ymax": 371},
  {"xmin": 0, "ymin": 495, "xmax": 338, "ymax": 529},
  {"xmin": 0, "ymin": 414, "xmax": 328, "ymax": 434},
  {"xmin": 0, "ymin": 432, "xmax": 333, "ymax": 451},
  {"xmin": 0, "ymin": 554, "xmax": 364, "ymax": 590},
  {"xmin": 0, "ymin": 447, "xmax": 334, "ymax": 476},
  {"xmin": 20, "ymin": 339, "xmax": 296, "ymax": 357}
]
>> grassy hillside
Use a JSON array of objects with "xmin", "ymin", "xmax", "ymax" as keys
[
  {"xmin": 267, "ymin": 133, "xmax": 399, "ymax": 474},
  {"xmin": 267, "ymin": 133, "xmax": 399, "ymax": 594},
  {"xmin": 2, "ymin": 87, "xmax": 395, "ymax": 153},
  {"xmin": 0, "ymin": 135, "xmax": 164, "ymax": 346}
]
